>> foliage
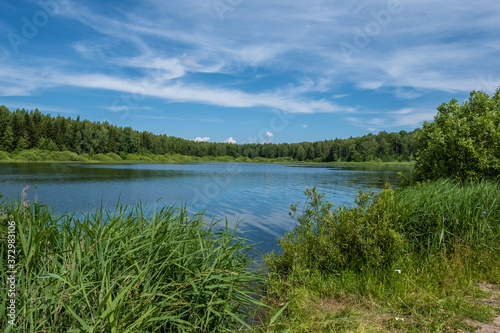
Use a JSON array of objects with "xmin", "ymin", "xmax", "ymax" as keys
[
  {"xmin": 263, "ymin": 181, "xmax": 500, "ymax": 332},
  {"xmin": 0, "ymin": 197, "xmax": 263, "ymax": 332},
  {"xmin": 105, "ymin": 152, "xmax": 123, "ymax": 161},
  {"xmin": 0, "ymin": 151, "xmax": 10, "ymax": 160},
  {"xmin": 0, "ymin": 105, "xmax": 419, "ymax": 163},
  {"xmin": 414, "ymin": 89, "xmax": 500, "ymax": 181},
  {"xmin": 49, "ymin": 151, "xmax": 87, "ymax": 161},
  {"xmin": 266, "ymin": 186, "xmax": 406, "ymax": 278},
  {"xmin": 91, "ymin": 153, "xmax": 115, "ymax": 161},
  {"xmin": 12, "ymin": 149, "xmax": 45, "ymax": 161},
  {"xmin": 395, "ymin": 179, "xmax": 500, "ymax": 255}
]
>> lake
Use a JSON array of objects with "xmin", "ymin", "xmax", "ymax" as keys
[{"xmin": 0, "ymin": 162, "xmax": 412, "ymax": 254}]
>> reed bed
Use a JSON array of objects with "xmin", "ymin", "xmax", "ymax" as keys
[
  {"xmin": 396, "ymin": 179, "xmax": 500, "ymax": 256},
  {"xmin": 0, "ymin": 196, "xmax": 263, "ymax": 332}
]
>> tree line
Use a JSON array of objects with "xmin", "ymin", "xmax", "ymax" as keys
[{"xmin": 0, "ymin": 105, "xmax": 419, "ymax": 162}]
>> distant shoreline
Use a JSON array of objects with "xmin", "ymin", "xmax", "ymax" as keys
[{"xmin": 0, "ymin": 149, "xmax": 415, "ymax": 166}]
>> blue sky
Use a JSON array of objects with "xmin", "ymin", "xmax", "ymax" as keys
[{"xmin": 1, "ymin": 0, "xmax": 499, "ymax": 144}]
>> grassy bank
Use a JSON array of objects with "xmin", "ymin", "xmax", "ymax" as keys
[
  {"xmin": 0, "ymin": 149, "xmax": 415, "ymax": 166},
  {"xmin": 0, "ymin": 197, "xmax": 263, "ymax": 332},
  {"xmin": 263, "ymin": 180, "xmax": 500, "ymax": 332},
  {"xmin": 2, "ymin": 180, "xmax": 497, "ymax": 332}
]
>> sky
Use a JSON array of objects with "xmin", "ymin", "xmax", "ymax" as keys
[{"xmin": 1, "ymin": 0, "xmax": 499, "ymax": 144}]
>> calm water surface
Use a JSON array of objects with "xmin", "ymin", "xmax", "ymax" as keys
[{"xmin": 0, "ymin": 163, "xmax": 412, "ymax": 254}]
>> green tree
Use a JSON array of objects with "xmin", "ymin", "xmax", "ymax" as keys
[
  {"xmin": 24, "ymin": 112, "xmax": 36, "ymax": 149},
  {"xmin": 295, "ymin": 145, "xmax": 306, "ymax": 161},
  {"xmin": 1, "ymin": 125, "xmax": 14, "ymax": 152},
  {"xmin": 415, "ymin": 89, "xmax": 500, "ymax": 181}
]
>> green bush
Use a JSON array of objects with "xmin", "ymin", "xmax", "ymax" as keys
[
  {"xmin": 49, "ymin": 151, "xmax": 86, "ymax": 161},
  {"xmin": 124, "ymin": 153, "xmax": 142, "ymax": 161},
  {"xmin": 12, "ymin": 150, "xmax": 44, "ymax": 161},
  {"xmin": 154, "ymin": 154, "xmax": 169, "ymax": 162},
  {"xmin": 0, "ymin": 151, "xmax": 11, "ymax": 160},
  {"xmin": 266, "ymin": 186, "xmax": 406, "ymax": 277},
  {"xmin": 253, "ymin": 157, "xmax": 270, "ymax": 163},
  {"xmin": 91, "ymin": 153, "xmax": 114, "ymax": 161},
  {"xmin": 215, "ymin": 155, "xmax": 235, "ymax": 162},
  {"xmin": 105, "ymin": 152, "xmax": 123, "ymax": 161},
  {"xmin": 415, "ymin": 89, "xmax": 500, "ymax": 181}
]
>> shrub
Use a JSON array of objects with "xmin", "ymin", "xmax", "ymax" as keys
[
  {"xmin": 0, "ymin": 151, "xmax": 11, "ymax": 160},
  {"xmin": 91, "ymin": 153, "xmax": 114, "ymax": 161},
  {"xmin": 215, "ymin": 155, "xmax": 235, "ymax": 162},
  {"xmin": 13, "ymin": 149, "xmax": 44, "ymax": 161},
  {"xmin": 105, "ymin": 152, "xmax": 122, "ymax": 161},
  {"xmin": 415, "ymin": 89, "xmax": 500, "ymax": 181},
  {"xmin": 154, "ymin": 154, "xmax": 169, "ymax": 162},
  {"xmin": 49, "ymin": 151, "xmax": 86, "ymax": 161},
  {"xmin": 124, "ymin": 153, "xmax": 142, "ymax": 161},
  {"xmin": 266, "ymin": 186, "xmax": 406, "ymax": 277}
]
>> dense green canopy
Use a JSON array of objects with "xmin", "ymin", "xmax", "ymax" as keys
[
  {"xmin": 0, "ymin": 105, "xmax": 419, "ymax": 162},
  {"xmin": 415, "ymin": 89, "xmax": 500, "ymax": 181}
]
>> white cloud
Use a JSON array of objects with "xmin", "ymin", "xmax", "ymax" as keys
[
  {"xmin": 0, "ymin": 66, "xmax": 350, "ymax": 114},
  {"xmin": 3, "ymin": 0, "xmax": 500, "ymax": 125},
  {"xmin": 302, "ymin": 124, "xmax": 308, "ymax": 128},
  {"xmin": 101, "ymin": 105, "xmax": 152, "ymax": 112},
  {"xmin": 388, "ymin": 108, "xmax": 414, "ymax": 115},
  {"xmin": 358, "ymin": 81, "xmax": 385, "ymax": 90},
  {"xmin": 223, "ymin": 137, "xmax": 236, "ymax": 144},
  {"xmin": 346, "ymin": 107, "xmax": 436, "ymax": 129},
  {"xmin": 260, "ymin": 131, "xmax": 274, "ymax": 144},
  {"xmin": 193, "ymin": 137, "xmax": 210, "ymax": 142}
]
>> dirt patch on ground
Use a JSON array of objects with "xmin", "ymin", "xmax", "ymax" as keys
[
  {"xmin": 465, "ymin": 283, "xmax": 500, "ymax": 333},
  {"xmin": 478, "ymin": 283, "xmax": 500, "ymax": 307},
  {"xmin": 465, "ymin": 317, "xmax": 500, "ymax": 333},
  {"xmin": 314, "ymin": 298, "xmax": 349, "ymax": 313}
]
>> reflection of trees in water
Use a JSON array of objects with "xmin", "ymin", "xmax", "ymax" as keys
[{"xmin": 0, "ymin": 163, "xmax": 193, "ymax": 182}]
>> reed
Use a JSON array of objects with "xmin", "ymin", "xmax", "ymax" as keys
[
  {"xmin": 396, "ymin": 179, "xmax": 500, "ymax": 257},
  {"xmin": 0, "ymin": 196, "xmax": 263, "ymax": 332}
]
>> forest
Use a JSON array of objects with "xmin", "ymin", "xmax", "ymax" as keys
[{"xmin": 0, "ymin": 105, "xmax": 419, "ymax": 162}]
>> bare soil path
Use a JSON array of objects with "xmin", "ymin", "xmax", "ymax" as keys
[{"xmin": 466, "ymin": 283, "xmax": 500, "ymax": 333}]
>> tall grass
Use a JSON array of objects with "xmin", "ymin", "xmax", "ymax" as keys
[
  {"xmin": 0, "ymin": 196, "xmax": 263, "ymax": 332},
  {"xmin": 396, "ymin": 179, "xmax": 500, "ymax": 256},
  {"xmin": 263, "ymin": 180, "xmax": 500, "ymax": 332}
]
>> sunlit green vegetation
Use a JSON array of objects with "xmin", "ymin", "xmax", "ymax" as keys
[
  {"xmin": 261, "ymin": 89, "xmax": 500, "ymax": 332},
  {"xmin": 0, "ymin": 105, "xmax": 418, "ymax": 163},
  {"xmin": 0, "ymin": 197, "xmax": 264, "ymax": 332},
  {"xmin": 415, "ymin": 90, "xmax": 500, "ymax": 181},
  {"xmin": 262, "ymin": 180, "xmax": 500, "ymax": 332},
  {"xmin": 1, "ymin": 89, "xmax": 499, "ymax": 331}
]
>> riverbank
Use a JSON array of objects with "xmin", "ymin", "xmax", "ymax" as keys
[
  {"xmin": 262, "ymin": 180, "xmax": 500, "ymax": 332},
  {"xmin": 0, "ymin": 149, "xmax": 415, "ymax": 166},
  {"xmin": 1, "ymin": 179, "xmax": 498, "ymax": 331},
  {"xmin": 0, "ymin": 196, "xmax": 264, "ymax": 331}
]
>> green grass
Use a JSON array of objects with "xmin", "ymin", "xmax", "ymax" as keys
[
  {"xmin": 262, "ymin": 180, "xmax": 500, "ymax": 332},
  {"xmin": 0, "ymin": 196, "xmax": 264, "ymax": 332},
  {"xmin": 2, "ymin": 179, "xmax": 498, "ymax": 332}
]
